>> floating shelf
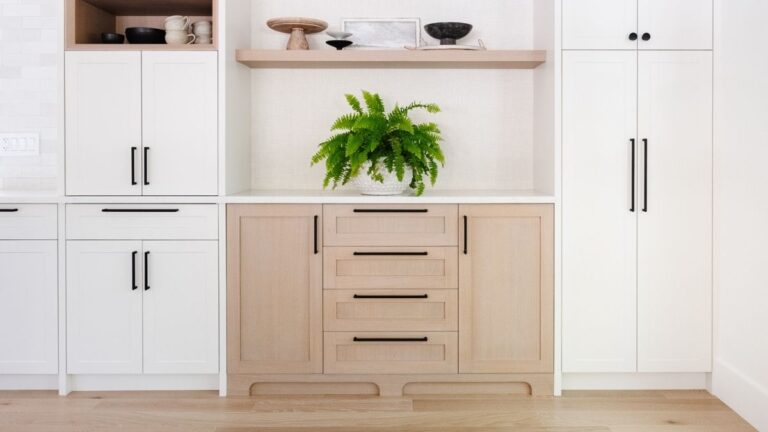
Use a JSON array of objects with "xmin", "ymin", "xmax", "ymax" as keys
[
  {"xmin": 67, "ymin": 43, "xmax": 217, "ymax": 51},
  {"xmin": 235, "ymin": 49, "xmax": 546, "ymax": 69}
]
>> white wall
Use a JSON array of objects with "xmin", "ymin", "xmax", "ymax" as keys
[
  {"xmin": 0, "ymin": 0, "xmax": 61, "ymax": 191},
  {"xmin": 713, "ymin": 1, "xmax": 768, "ymax": 430}
]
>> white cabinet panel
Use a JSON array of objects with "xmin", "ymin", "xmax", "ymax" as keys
[
  {"xmin": 638, "ymin": 0, "xmax": 712, "ymax": 50},
  {"xmin": 66, "ymin": 51, "xmax": 142, "ymax": 196},
  {"xmin": 0, "ymin": 241, "xmax": 58, "ymax": 374},
  {"xmin": 67, "ymin": 241, "xmax": 143, "ymax": 374},
  {"xmin": 141, "ymin": 52, "xmax": 218, "ymax": 196},
  {"xmin": 0, "ymin": 205, "xmax": 57, "ymax": 240},
  {"xmin": 143, "ymin": 241, "xmax": 218, "ymax": 374},
  {"xmin": 563, "ymin": 51, "xmax": 638, "ymax": 372},
  {"xmin": 637, "ymin": 51, "xmax": 712, "ymax": 372},
  {"xmin": 563, "ymin": 0, "xmax": 637, "ymax": 50}
]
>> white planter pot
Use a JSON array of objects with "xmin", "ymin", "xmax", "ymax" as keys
[{"xmin": 352, "ymin": 162, "xmax": 413, "ymax": 196}]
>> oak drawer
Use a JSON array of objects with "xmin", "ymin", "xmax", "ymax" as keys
[
  {"xmin": 0, "ymin": 204, "xmax": 57, "ymax": 240},
  {"xmin": 66, "ymin": 204, "xmax": 217, "ymax": 240},
  {"xmin": 323, "ymin": 332, "xmax": 458, "ymax": 374},
  {"xmin": 323, "ymin": 247, "xmax": 458, "ymax": 290},
  {"xmin": 324, "ymin": 290, "xmax": 458, "ymax": 332},
  {"xmin": 323, "ymin": 204, "xmax": 458, "ymax": 246}
]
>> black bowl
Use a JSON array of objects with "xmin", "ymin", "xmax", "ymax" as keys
[
  {"xmin": 326, "ymin": 40, "xmax": 353, "ymax": 50},
  {"xmin": 101, "ymin": 32, "xmax": 125, "ymax": 44},
  {"xmin": 125, "ymin": 27, "xmax": 166, "ymax": 44},
  {"xmin": 424, "ymin": 22, "xmax": 473, "ymax": 45}
]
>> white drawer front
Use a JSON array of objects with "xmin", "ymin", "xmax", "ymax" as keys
[
  {"xmin": 0, "ymin": 204, "xmax": 57, "ymax": 240},
  {"xmin": 66, "ymin": 204, "xmax": 217, "ymax": 240}
]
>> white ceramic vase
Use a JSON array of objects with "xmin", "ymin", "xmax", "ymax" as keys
[{"xmin": 352, "ymin": 161, "xmax": 413, "ymax": 196}]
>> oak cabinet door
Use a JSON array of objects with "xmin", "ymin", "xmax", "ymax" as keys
[
  {"xmin": 227, "ymin": 205, "xmax": 322, "ymax": 374},
  {"xmin": 458, "ymin": 205, "xmax": 554, "ymax": 373},
  {"xmin": 563, "ymin": 0, "xmax": 637, "ymax": 49},
  {"xmin": 638, "ymin": 0, "xmax": 712, "ymax": 50}
]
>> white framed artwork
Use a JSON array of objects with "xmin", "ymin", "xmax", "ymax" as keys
[{"xmin": 341, "ymin": 18, "xmax": 421, "ymax": 49}]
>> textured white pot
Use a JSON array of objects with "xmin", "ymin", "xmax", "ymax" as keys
[{"xmin": 352, "ymin": 162, "xmax": 413, "ymax": 196}]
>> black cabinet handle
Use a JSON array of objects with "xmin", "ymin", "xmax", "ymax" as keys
[
  {"xmin": 630, "ymin": 138, "xmax": 636, "ymax": 212},
  {"xmin": 463, "ymin": 215, "xmax": 468, "ymax": 255},
  {"xmin": 313, "ymin": 215, "xmax": 319, "ymax": 255},
  {"xmin": 629, "ymin": 32, "xmax": 638, "ymax": 41},
  {"xmin": 144, "ymin": 251, "xmax": 150, "ymax": 291},
  {"xmin": 131, "ymin": 251, "xmax": 138, "ymax": 291},
  {"xmin": 643, "ymin": 139, "xmax": 649, "ymax": 212},
  {"xmin": 102, "ymin": 208, "xmax": 179, "ymax": 213},
  {"xmin": 143, "ymin": 147, "xmax": 150, "ymax": 186},
  {"xmin": 0, "ymin": 208, "xmax": 19, "ymax": 213},
  {"xmin": 353, "ymin": 251, "xmax": 428, "ymax": 256},
  {"xmin": 353, "ymin": 209, "xmax": 428, "ymax": 213},
  {"xmin": 353, "ymin": 294, "xmax": 429, "ymax": 299},
  {"xmin": 131, "ymin": 147, "xmax": 138, "ymax": 186},
  {"xmin": 642, "ymin": 33, "xmax": 651, "ymax": 41},
  {"xmin": 353, "ymin": 337, "xmax": 429, "ymax": 342}
]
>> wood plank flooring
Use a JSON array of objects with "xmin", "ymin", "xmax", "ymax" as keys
[{"xmin": 0, "ymin": 390, "xmax": 755, "ymax": 432}]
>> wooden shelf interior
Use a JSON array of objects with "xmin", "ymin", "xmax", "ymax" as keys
[
  {"xmin": 66, "ymin": 0, "xmax": 216, "ymax": 48},
  {"xmin": 235, "ymin": 49, "xmax": 546, "ymax": 69}
]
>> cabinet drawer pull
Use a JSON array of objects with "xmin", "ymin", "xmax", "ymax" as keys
[
  {"xmin": 143, "ymin": 147, "xmax": 150, "ymax": 186},
  {"xmin": 101, "ymin": 209, "xmax": 180, "ymax": 213},
  {"xmin": 131, "ymin": 147, "xmax": 138, "ymax": 186},
  {"xmin": 643, "ymin": 138, "xmax": 649, "ymax": 213},
  {"xmin": 630, "ymin": 138, "xmax": 636, "ymax": 213},
  {"xmin": 144, "ymin": 251, "xmax": 150, "ymax": 291},
  {"xmin": 131, "ymin": 251, "xmax": 138, "ymax": 291},
  {"xmin": 0, "ymin": 208, "xmax": 19, "ymax": 212},
  {"xmin": 352, "ymin": 209, "xmax": 429, "ymax": 213},
  {"xmin": 353, "ymin": 251, "xmax": 428, "ymax": 256},
  {"xmin": 353, "ymin": 337, "xmax": 429, "ymax": 342},
  {"xmin": 463, "ymin": 215, "xmax": 468, "ymax": 255},
  {"xmin": 313, "ymin": 215, "xmax": 319, "ymax": 255},
  {"xmin": 353, "ymin": 294, "xmax": 429, "ymax": 299}
]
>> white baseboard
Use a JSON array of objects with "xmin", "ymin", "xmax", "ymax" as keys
[
  {"xmin": 66, "ymin": 374, "xmax": 219, "ymax": 392},
  {"xmin": 0, "ymin": 374, "xmax": 58, "ymax": 390},
  {"xmin": 712, "ymin": 359, "xmax": 768, "ymax": 432},
  {"xmin": 562, "ymin": 373, "xmax": 709, "ymax": 390}
]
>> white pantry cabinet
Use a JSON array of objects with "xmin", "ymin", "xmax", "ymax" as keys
[
  {"xmin": 65, "ymin": 51, "xmax": 218, "ymax": 196},
  {"xmin": 562, "ymin": 0, "xmax": 638, "ymax": 50}
]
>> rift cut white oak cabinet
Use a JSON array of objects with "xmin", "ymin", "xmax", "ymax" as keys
[
  {"xmin": 65, "ymin": 51, "xmax": 218, "ymax": 196},
  {"xmin": 563, "ymin": 0, "xmax": 712, "ymax": 50}
]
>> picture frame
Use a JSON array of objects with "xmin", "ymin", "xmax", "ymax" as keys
[{"xmin": 341, "ymin": 18, "xmax": 421, "ymax": 49}]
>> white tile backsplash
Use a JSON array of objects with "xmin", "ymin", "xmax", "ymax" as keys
[{"xmin": 0, "ymin": 0, "xmax": 60, "ymax": 191}]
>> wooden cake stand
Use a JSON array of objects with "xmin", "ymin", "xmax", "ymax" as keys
[{"xmin": 267, "ymin": 17, "xmax": 328, "ymax": 50}]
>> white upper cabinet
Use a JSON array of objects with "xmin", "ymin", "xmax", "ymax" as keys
[
  {"xmin": 66, "ymin": 51, "xmax": 142, "ymax": 196},
  {"xmin": 563, "ymin": 0, "xmax": 638, "ymax": 50},
  {"xmin": 638, "ymin": 0, "xmax": 713, "ymax": 50},
  {"xmin": 562, "ymin": 51, "xmax": 638, "ymax": 372},
  {"xmin": 142, "ymin": 52, "xmax": 218, "ymax": 196}
]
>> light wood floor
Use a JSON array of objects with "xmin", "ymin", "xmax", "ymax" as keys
[{"xmin": 0, "ymin": 390, "xmax": 755, "ymax": 432}]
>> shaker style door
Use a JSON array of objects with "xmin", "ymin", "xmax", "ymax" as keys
[
  {"xmin": 141, "ymin": 52, "xmax": 218, "ymax": 196},
  {"xmin": 562, "ymin": 0, "xmax": 637, "ymax": 49},
  {"xmin": 65, "ymin": 51, "xmax": 142, "ymax": 196},
  {"xmin": 638, "ymin": 0, "xmax": 713, "ymax": 50}
]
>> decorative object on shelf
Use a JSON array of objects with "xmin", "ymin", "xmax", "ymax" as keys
[
  {"xmin": 342, "ymin": 18, "xmax": 420, "ymax": 49},
  {"xmin": 267, "ymin": 17, "xmax": 328, "ymax": 50},
  {"xmin": 192, "ymin": 21, "xmax": 213, "ymax": 44},
  {"xmin": 311, "ymin": 91, "xmax": 445, "ymax": 196},
  {"xmin": 327, "ymin": 30, "xmax": 352, "ymax": 40},
  {"xmin": 125, "ymin": 27, "xmax": 166, "ymax": 44},
  {"xmin": 164, "ymin": 15, "xmax": 190, "ymax": 31},
  {"xmin": 101, "ymin": 32, "xmax": 125, "ymax": 44},
  {"xmin": 165, "ymin": 31, "xmax": 196, "ymax": 45},
  {"xmin": 412, "ymin": 40, "xmax": 486, "ymax": 51},
  {"xmin": 326, "ymin": 40, "xmax": 353, "ymax": 50},
  {"xmin": 424, "ymin": 22, "xmax": 473, "ymax": 45}
]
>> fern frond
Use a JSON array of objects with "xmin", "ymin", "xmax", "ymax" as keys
[
  {"xmin": 345, "ymin": 94, "xmax": 363, "ymax": 114},
  {"xmin": 362, "ymin": 90, "xmax": 385, "ymax": 114},
  {"xmin": 331, "ymin": 113, "xmax": 360, "ymax": 131}
]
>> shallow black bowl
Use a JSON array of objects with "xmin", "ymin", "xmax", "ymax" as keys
[
  {"xmin": 125, "ymin": 27, "xmax": 166, "ymax": 44},
  {"xmin": 424, "ymin": 22, "xmax": 473, "ymax": 45},
  {"xmin": 101, "ymin": 32, "xmax": 125, "ymax": 44},
  {"xmin": 326, "ymin": 40, "xmax": 353, "ymax": 50}
]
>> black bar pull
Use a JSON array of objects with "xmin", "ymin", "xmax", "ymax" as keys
[
  {"xmin": 353, "ymin": 209, "xmax": 429, "ymax": 213},
  {"xmin": 131, "ymin": 251, "xmax": 138, "ymax": 291},
  {"xmin": 102, "ymin": 208, "xmax": 179, "ymax": 213},
  {"xmin": 353, "ymin": 294, "xmax": 429, "ymax": 299},
  {"xmin": 0, "ymin": 208, "xmax": 19, "ymax": 213},
  {"xmin": 463, "ymin": 215, "xmax": 468, "ymax": 255},
  {"xmin": 353, "ymin": 337, "xmax": 429, "ymax": 342},
  {"xmin": 143, "ymin": 147, "xmax": 150, "ymax": 186},
  {"xmin": 643, "ymin": 138, "xmax": 648, "ymax": 212},
  {"xmin": 630, "ymin": 139, "xmax": 636, "ymax": 212},
  {"xmin": 131, "ymin": 147, "xmax": 138, "ymax": 186},
  {"xmin": 313, "ymin": 215, "xmax": 319, "ymax": 255},
  {"xmin": 353, "ymin": 251, "xmax": 428, "ymax": 256},
  {"xmin": 144, "ymin": 251, "xmax": 150, "ymax": 291}
]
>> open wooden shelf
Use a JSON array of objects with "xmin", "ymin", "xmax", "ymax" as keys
[{"xmin": 235, "ymin": 49, "xmax": 546, "ymax": 69}]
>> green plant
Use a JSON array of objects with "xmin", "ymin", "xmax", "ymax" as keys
[{"xmin": 311, "ymin": 90, "xmax": 445, "ymax": 196}]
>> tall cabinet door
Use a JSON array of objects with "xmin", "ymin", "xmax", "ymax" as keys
[
  {"xmin": 0, "ymin": 241, "xmax": 58, "ymax": 374},
  {"xmin": 458, "ymin": 204, "xmax": 554, "ymax": 373},
  {"xmin": 67, "ymin": 241, "xmax": 143, "ymax": 374},
  {"xmin": 142, "ymin": 52, "xmax": 218, "ymax": 196},
  {"xmin": 142, "ymin": 241, "xmax": 219, "ymax": 374},
  {"xmin": 562, "ymin": 51, "xmax": 638, "ymax": 372},
  {"xmin": 65, "ymin": 51, "xmax": 142, "ymax": 196},
  {"xmin": 562, "ymin": 0, "xmax": 637, "ymax": 50},
  {"xmin": 227, "ymin": 205, "xmax": 322, "ymax": 374},
  {"xmin": 638, "ymin": 0, "xmax": 713, "ymax": 50},
  {"xmin": 637, "ymin": 51, "xmax": 712, "ymax": 372}
]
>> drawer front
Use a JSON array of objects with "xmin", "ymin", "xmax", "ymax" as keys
[
  {"xmin": 324, "ymin": 332, "xmax": 458, "ymax": 374},
  {"xmin": 324, "ymin": 290, "xmax": 457, "ymax": 332},
  {"xmin": 66, "ymin": 204, "xmax": 217, "ymax": 240},
  {"xmin": 0, "ymin": 204, "xmax": 57, "ymax": 239},
  {"xmin": 324, "ymin": 247, "xmax": 458, "ymax": 290},
  {"xmin": 324, "ymin": 204, "xmax": 458, "ymax": 246}
]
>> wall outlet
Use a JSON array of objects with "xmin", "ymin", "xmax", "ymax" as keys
[{"xmin": 0, "ymin": 133, "xmax": 40, "ymax": 156}]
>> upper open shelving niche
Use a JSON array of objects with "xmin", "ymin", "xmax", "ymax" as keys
[{"xmin": 236, "ymin": 49, "xmax": 546, "ymax": 69}]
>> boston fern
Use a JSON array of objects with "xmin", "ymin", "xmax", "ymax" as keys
[{"xmin": 311, "ymin": 90, "xmax": 445, "ymax": 196}]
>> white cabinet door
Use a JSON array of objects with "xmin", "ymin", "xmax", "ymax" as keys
[
  {"xmin": 142, "ymin": 241, "xmax": 218, "ymax": 374},
  {"xmin": 563, "ymin": 51, "xmax": 638, "ymax": 372},
  {"xmin": 637, "ymin": 51, "xmax": 712, "ymax": 372},
  {"xmin": 67, "ymin": 241, "xmax": 143, "ymax": 374},
  {"xmin": 141, "ymin": 52, "xmax": 218, "ymax": 196},
  {"xmin": 66, "ymin": 52, "xmax": 142, "ymax": 196},
  {"xmin": 0, "ymin": 241, "xmax": 58, "ymax": 374},
  {"xmin": 638, "ymin": 0, "xmax": 712, "ymax": 50},
  {"xmin": 563, "ymin": 0, "xmax": 637, "ymax": 50}
]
